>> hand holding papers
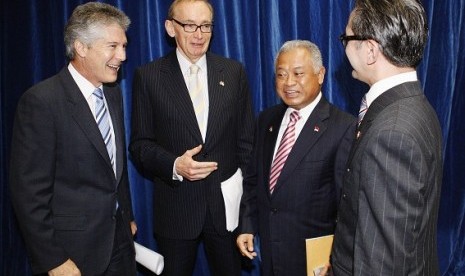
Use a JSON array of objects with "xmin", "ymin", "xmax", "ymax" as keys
[{"xmin": 306, "ymin": 234, "xmax": 333, "ymax": 276}]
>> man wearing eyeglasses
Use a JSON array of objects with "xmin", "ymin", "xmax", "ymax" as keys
[
  {"xmin": 130, "ymin": 0, "xmax": 254, "ymax": 275},
  {"xmin": 330, "ymin": 0, "xmax": 442, "ymax": 275}
]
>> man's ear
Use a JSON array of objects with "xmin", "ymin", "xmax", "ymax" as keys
[
  {"xmin": 74, "ymin": 40, "xmax": 87, "ymax": 58},
  {"xmin": 318, "ymin": 66, "xmax": 326, "ymax": 85},
  {"xmin": 165, "ymin": 20, "xmax": 175, "ymax": 38},
  {"xmin": 366, "ymin": 40, "xmax": 380, "ymax": 65}
]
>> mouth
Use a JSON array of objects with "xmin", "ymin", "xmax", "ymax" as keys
[
  {"xmin": 191, "ymin": 42, "xmax": 204, "ymax": 48},
  {"xmin": 284, "ymin": 90, "xmax": 299, "ymax": 97},
  {"xmin": 107, "ymin": 64, "xmax": 120, "ymax": 72}
]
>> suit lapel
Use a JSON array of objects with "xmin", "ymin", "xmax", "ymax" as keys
[
  {"xmin": 347, "ymin": 81, "xmax": 423, "ymax": 163},
  {"xmin": 273, "ymin": 98, "xmax": 330, "ymax": 193},
  {"xmin": 204, "ymin": 53, "xmax": 224, "ymax": 146},
  {"xmin": 161, "ymin": 52, "xmax": 203, "ymax": 143},
  {"xmin": 263, "ymin": 105, "xmax": 287, "ymax": 193},
  {"xmin": 59, "ymin": 68, "xmax": 116, "ymax": 179}
]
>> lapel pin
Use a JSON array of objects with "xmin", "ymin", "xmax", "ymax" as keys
[
  {"xmin": 219, "ymin": 81, "xmax": 225, "ymax": 86},
  {"xmin": 269, "ymin": 126, "xmax": 273, "ymax": 132},
  {"xmin": 314, "ymin": 125, "xmax": 319, "ymax": 132},
  {"xmin": 356, "ymin": 130, "xmax": 361, "ymax": 139}
]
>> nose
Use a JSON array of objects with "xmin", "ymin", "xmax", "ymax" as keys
[
  {"xmin": 116, "ymin": 46, "xmax": 126, "ymax": 62},
  {"xmin": 285, "ymin": 74, "xmax": 296, "ymax": 86},
  {"xmin": 193, "ymin": 27, "xmax": 203, "ymax": 38}
]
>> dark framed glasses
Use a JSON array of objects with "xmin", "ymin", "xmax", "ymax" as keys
[
  {"xmin": 339, "ymin": 34, "xmax": 370, "ymax": 48},
  {"xmin": 171, "ymin": 18, "xmax": 213, "ymax": 33}
]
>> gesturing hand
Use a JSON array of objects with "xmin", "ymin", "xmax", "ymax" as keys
[{"xmin": 175, "ymin": 145, "xmax": 218, "ymax": 181}]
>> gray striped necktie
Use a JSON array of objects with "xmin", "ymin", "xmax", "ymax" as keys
[{"xmin": 93, "ymin": 88, "xmax": 114, "ymax": 170}]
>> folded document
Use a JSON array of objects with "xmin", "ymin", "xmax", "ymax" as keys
[{"xmin": 135, "ymin": 242, "xmax": 164, "ymax": 275}]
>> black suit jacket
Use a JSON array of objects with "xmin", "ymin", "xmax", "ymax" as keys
[
  {"xmin": 130, "ymin": 51, "xmax": 254, "ymax": 238},
  {"xmin": 331, "ymin": 81, "xmax": 443, "ymax": 275},
  {"xmin": 9, "ymin": 67, "xmax": 135, "ymax": 274},
  {"xmin": 239, "ymin": 97, "xmax": 355, "ymax": 276}
]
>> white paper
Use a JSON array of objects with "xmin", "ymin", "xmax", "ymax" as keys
[
  {"xmin": 220, "ymin": 168, "xmax": 243, "ymax": 231},
  {"xmin": 134, "ymin": 242, "xmax": 164, "ymax": 275}
]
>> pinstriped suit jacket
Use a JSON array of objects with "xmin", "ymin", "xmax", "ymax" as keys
[
  {"xmin": 331, "ymin": 81, "xmax": 443, "ymax": 275},
  {"xmin": 130, "ymin": 51, "xmax": 254, "ymax": 239}
]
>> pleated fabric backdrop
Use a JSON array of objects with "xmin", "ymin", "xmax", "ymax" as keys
[{"xmin": 1, "ymin": 0, "xmax": 464, "ymax": 275}]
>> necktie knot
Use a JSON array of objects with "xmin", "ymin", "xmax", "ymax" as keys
[
  {"xmin": 190, "ymin": 64, "xmax": 200, "ymax": 75},
  {"xmin": 289, "ymin": 110, "xmax": 301, "ymax": 124},
  {"xmin": 93, "ymin": 87, "xmax": 103, "ymax": 99}
]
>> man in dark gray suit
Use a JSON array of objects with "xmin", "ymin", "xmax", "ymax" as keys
[
  {"xmin": 129, "ymin": 0, "xmax": 254, "ymax": 275},
  {"xmin": 331, "ymin": 0, "xmax": 443, "ymax": 275},
  {"xmin": 9, "ymin": 2, "xmax": 136, "ymax": 275},
  {"xmin": 237, "ymin": 40, "xmax": 355, "ymax": 276}
]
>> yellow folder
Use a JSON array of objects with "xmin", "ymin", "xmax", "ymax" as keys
[{"xmin": 306, "ymin": 234, "xmax": 334, "ymax": 276}]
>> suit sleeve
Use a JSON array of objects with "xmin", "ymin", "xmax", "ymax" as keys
[
  {"xmin": 9, "ymin": 91, "xmax": 68, "ymax": 273},
  {"xmin": 239, "ymin": 116, "xmax": 260, "ymax": 235},
  {"xmin": 235, "ymin": 65, "xmax": 255, "ymax": 172},
  {"xmin": 354, "ymin": 129, "xmax": 427, "ymax": 275},
  {"xmin": 129, "ymin": 67, "xmax": 177, "ymax": 182},
  {"xmin": 334, "ymin": 120, "xmax": 356, "ymax": 201}
]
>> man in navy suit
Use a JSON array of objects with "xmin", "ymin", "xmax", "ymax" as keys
[
  {"xmin": 331, "ymin": 0, "xmax": 443, "ymax": 275},
  {"xmin": 9, "ymin": 2, "xmax": 136, "ymax": 275},
  {"xmin": 129, "ymin": 0, "xmax": 254, "ymax": 275},
  {"xmin": 236, "ymin": 40, "xmax": 355, "ymax": 276}
]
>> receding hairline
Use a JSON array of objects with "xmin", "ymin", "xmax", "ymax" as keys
[{"xmin": 167, "ymin": 0, "xmax": 214, "ymax": 19}]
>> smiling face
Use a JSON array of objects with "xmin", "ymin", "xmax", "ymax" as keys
[
  {"xmin": 72, "ymin": 23, "xmax": 127, "ymax": 87},
  {"xmin": 165, "ymin": 1, "xmax": 213, "ymax": 63},
  {"xmin": 275, "ymin": 47, "xmax": 325, "ymax": 110}
]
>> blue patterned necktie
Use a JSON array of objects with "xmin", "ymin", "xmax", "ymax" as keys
[{"xmin": 93, "ymin": 88, "xmax": 114, "ymax": 170}]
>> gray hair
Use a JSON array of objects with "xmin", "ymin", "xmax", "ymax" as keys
[
  {"xmin": 168, "ymin": 0, "xmax": 214, "ymax": 20},
  {"xmin": 64, "ymin": 2, "xmax": 130, "ymax": 60},
  {"xmin": 274, "ymin": 40, "xmax": 324, "ymax": 73}
]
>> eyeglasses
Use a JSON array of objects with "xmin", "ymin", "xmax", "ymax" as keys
[
  {"xmin": 339, "ymin": 34, "xmax": 369, "ymax": 48},
  {"xmin": 171, "ymin": 18, "xmax": 213, "ymax": 33}
]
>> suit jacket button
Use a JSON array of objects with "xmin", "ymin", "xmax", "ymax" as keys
[
  {"xmin": 271, "ymin": 208, "xmax": 278, "ymax": 214},
  {"xmin": 203, "ymin": 153, "xmax": 209, "ymax": 158},
  {"xmin": 342, "ymin": 194, "xmax": 347, "ymax": 199}
]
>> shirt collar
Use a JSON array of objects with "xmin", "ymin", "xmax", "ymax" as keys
[
  {"xmin": 285, "ymin": 91, "xmax": 322, "ymax": 123},
  {"xmin": 365, "ymin": 71, "xmax": 418, "ymax": 107},
  {"xmin": 176, "ymin": 49, "xmax": 207, "ymax": 78},
  {"xmin": 68, "ymin": 63, "xmax": 103, "ymax": 98}
]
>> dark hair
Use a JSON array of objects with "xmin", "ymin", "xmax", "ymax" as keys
[
  {"xmin": 64, "ymin": 2, "xmax": 130, "ymax": 60},
  {"xmin": 351, "ymin": 0, "xmax": 428, "ymax": 67}
]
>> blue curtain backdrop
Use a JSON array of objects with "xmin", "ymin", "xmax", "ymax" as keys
[{"xmin": 1, "ymin": 0, "xmax": 464, "ymax": 275}]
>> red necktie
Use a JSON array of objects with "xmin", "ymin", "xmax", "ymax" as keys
[{"xmin": 269, "ymin": 111, "xmax": 301, "ymax": 193}]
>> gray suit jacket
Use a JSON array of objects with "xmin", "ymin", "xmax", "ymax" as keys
[
  {"xmin": 130, "ymin": 51, "xmax": 254, "ymax": 239},
  {"xmin": 9, "ymin": 67, "xmax": 135, "ymax": 274},
  {"xmin": 331, "ymin": 81, "xmax": 442, "ymax": 275},
  {"xmin": 240, "ymin": 98, "xmax": 355, "ymax": 276}
]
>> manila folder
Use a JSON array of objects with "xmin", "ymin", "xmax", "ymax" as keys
[{"xmin": 306, "ymin": 234, "xmax": 334, "ymax": 276}]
